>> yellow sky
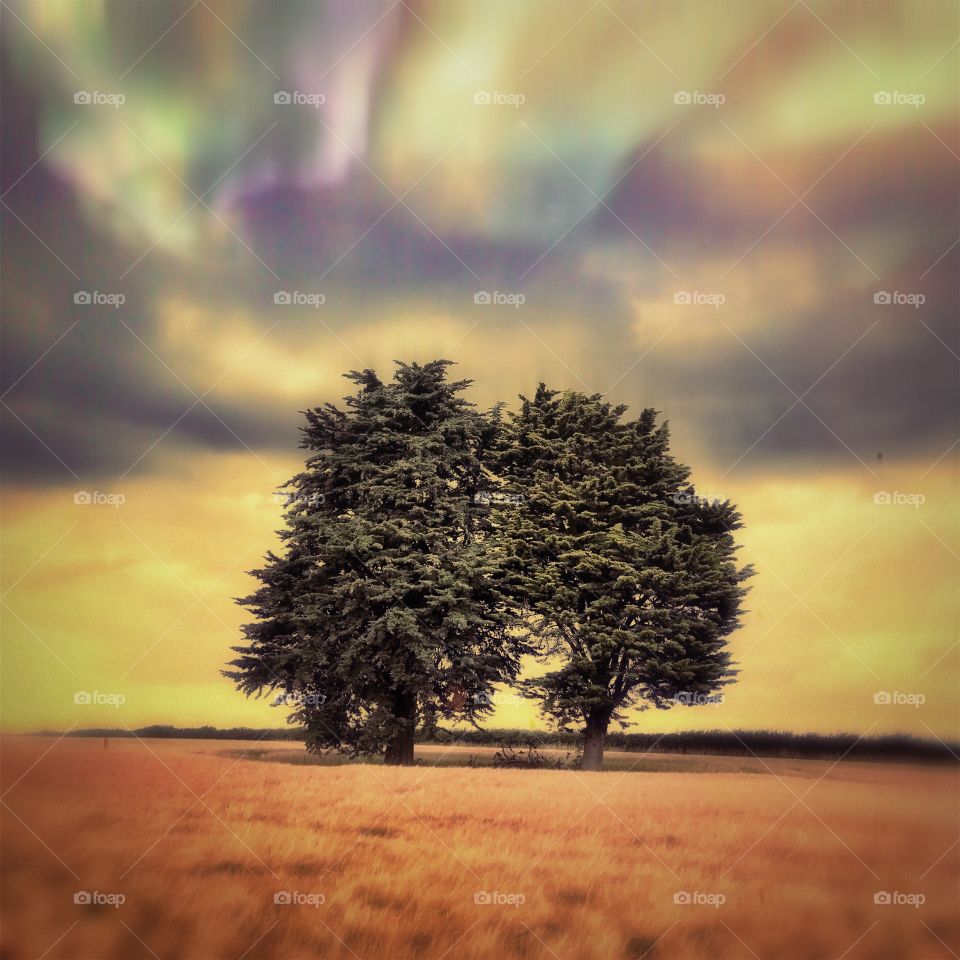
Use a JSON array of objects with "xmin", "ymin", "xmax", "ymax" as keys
[
  {"xmin": 2, "ymin": 440, "xmax": 955, "ymax": 738},
  {"xmin": 2, "ymin": 1, "xmax": 957, "ymax": 742}
]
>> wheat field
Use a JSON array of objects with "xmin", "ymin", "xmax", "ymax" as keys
[{"xmin": 1, "ymin": 736, "xmax": 957, "ymax": 959}]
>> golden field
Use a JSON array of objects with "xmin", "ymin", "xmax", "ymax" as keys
[{"xmin": 1, "ymin": 736, "xmax": 957, "ymax": 960}]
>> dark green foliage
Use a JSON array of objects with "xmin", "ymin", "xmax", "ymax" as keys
[
  {"xmin": 489, "ymin": 742, "xmax": 580, "ymax": 769},
  {"xmin": 492, "ymin": 385, "xmax": 753, "ymax": 767},
  {"xmin": 225, "ymin": 363, "xmax": 752, "ymax": 770},
  {"xmin": 224, "ymin": 360, "xmax": 521, "ymax": 763}
]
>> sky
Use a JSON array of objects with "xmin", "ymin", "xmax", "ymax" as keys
[{"xmin": 1, "ymin": 0, "xmax": 957, "ymax": 740}]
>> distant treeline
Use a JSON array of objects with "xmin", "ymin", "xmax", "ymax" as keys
[
  {"xmin": 49, "ymin": 725, "xmax": 306, "ymax": 741},
  {"xmin": 41, "ymin": 725, "xmax": 958, "ymax": 763},
  {"xmin": 429, "ymin": 728, "xmax": 958, "ymax": 764}
]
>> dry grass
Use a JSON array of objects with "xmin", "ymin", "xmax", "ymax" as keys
[{"xmin": 1, "ymin": 736, "xmax": 957, "ymax": 959}]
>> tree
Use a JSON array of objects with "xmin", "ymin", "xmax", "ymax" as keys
[
  {"xmin": 493, "ymin": 385, "xmax": 752, "ymax": 771},
  {"xmin": 225, "ymin": 360, "xmax": 520, "ymax": 765}
]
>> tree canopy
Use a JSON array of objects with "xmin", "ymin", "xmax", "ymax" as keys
[
  {"xmin": 225, "ymin": 360, "xmax": 521, "ymax": 764},
  {"xmin": 492, "ymin": 385, "xmax": 752, "ymax": 769},
  {"xmin": 227, "ymin": 365, "xmax": 751, "ymax": 770}
]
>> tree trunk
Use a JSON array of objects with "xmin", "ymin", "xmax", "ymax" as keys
[
  {"xmin": 581, "ymin": 716, "xmax": 608, "ymax": 771},
  {"xmin": 383, "ymin": 692, "xmax": 416, "ymax": 766},
  {"xmin": 383, "ymin": 725, "xmax": 415, "ymax": 765}
]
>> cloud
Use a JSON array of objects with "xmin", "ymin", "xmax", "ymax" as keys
[{"xmin": 1, "ymin": 4, "xmax": 956, "ymax": 483}]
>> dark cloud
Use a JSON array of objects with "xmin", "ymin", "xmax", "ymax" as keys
[{"xmin": 1, "ymin": 2, "xmax": 957, "ymax": 487}]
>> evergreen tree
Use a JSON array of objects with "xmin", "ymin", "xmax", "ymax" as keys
[
  {"xmin": 494, "ymin": 385, "xmax": 752, "ymax": 770},
  {"xmin": 225, "ymin": 360, "xmax": 519, "ymax": 765}
]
